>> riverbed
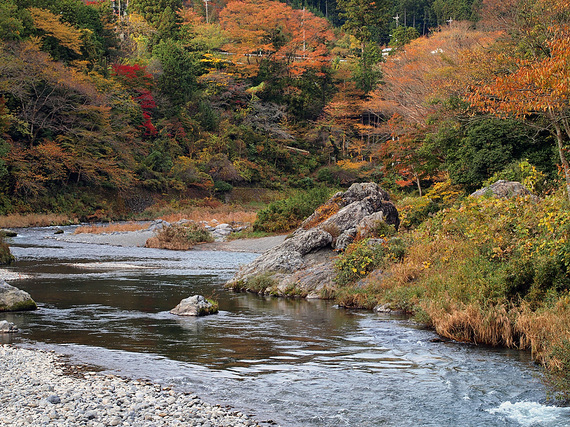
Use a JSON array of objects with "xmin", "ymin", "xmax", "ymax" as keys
[{"xmin": 2, "ymin": 226, "xmax": 570, "ymax": 426}]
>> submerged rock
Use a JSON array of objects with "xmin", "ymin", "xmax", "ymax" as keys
[
  {"xmin": 225, "ymin": 182, "xmax": 399, "ymax": 298},
  {"xmin": 0, "ymin": 280, "xmax": 37, "ymax": 312},
  {"xmin": 0, "ymin": 229, "xmax": 17, "ymax": 237},
  {"xmin": 0, "ymin": 320, "xmax": 18, "ymax": 333},
  {"xmin": 170, "ymin": 295, "xmax": 218, "ymax": 316}
]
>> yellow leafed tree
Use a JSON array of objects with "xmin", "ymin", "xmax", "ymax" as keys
[{"xmin": 28, "ymin": 7, "xmax": 83, "ymax": 56}]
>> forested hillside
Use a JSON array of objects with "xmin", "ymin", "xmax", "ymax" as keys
[{"xmin": 0, "ymin": 0, "xmax": 567, "ymax": 219}]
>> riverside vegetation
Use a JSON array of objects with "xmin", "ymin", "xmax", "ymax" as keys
[
  {"xmin": 326, "ymin": 178, "xmax": 570, "ymax": 402},
  {"xmin": 2, "ymin": 0, "xmax": 570, "ymax": 402}
]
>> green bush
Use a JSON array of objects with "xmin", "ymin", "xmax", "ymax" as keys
[
  {"xmin": 253, "ymin": 186, "xmax": 332, "ymax": 233},
  {"xmin": 0, "ymin": 236, "xmax": 14, "ymax": 265},
  {"xmin": 334, "ymin": 239, "xmax": 385, "ymax": 286}
]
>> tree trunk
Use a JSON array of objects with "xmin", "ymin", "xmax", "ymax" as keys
[
  {"xmin": 415, "ymin": 174, "xmax": 422, "ymax": 197},
  {"xmin": 552, "ymin": 118, "xmax": 570, "ymax": 204}
]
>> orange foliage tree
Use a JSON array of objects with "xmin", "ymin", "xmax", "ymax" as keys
[
  {"xmin": 469, "ymin": 0, "xmax": 570, "ymax": 201},
  {"xmin": 219, "ymin": 0, "xmax": 335, "ymax": 77},
  {"xmin": 365, "ymin": 22, "xmax": 499, "ymax": 193}
]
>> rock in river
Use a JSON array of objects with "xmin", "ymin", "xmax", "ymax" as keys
[
  {"xmin": 0, "ymin": 320, "xmax": 18, "ymax": 333},
  {"xmin": 170, "ymin": 295, "xmax": 218, "ymax": 316},
  {"xmin": 225, "ymin": 182, "xmax": 399, "ymax": 298},
  {"xmin": 0, "ymin": 280, "xmax": 37, "ymax": 312}
]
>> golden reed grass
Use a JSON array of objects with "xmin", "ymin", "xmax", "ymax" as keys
[
  {"xmin": 421, "ymin": 300, "xmax": 521, "ymax": 348},
  {"xmin": 73, "ymin": 207, "xmax": 257, "ymax": 235},
  {"xmin": 158, "ymin": 208, "xmax": 257, "ymax": 226},
  {"xmin": 0, "ymin": 213, "xmax": 74, "ymax": 228},
  {"xmin": 74, "ymin": 222, "xmax": 149, "ymax": 234}
]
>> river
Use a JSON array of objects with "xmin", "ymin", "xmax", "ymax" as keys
[{"xmin": 1, "ymin": 226, "xmax": 569, "ymax": 426}]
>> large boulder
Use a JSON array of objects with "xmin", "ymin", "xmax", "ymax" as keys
[
  {"xmin": 225, "ymin": 182, "xmax": 399, "ymax": 298},
  {"xmin": 0, "ymin": 280, "xmax": 37, "ymax": 312},
  {"xmin": 471, "ymin": 180, "xmax": 534, "ymax": 199},
  {"xmin": 170, "ymin": 295, "xmax": 218, "ymax": 316}
]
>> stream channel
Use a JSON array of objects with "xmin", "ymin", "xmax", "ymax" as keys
[{"xmin": 2, "ymin": 225, "xmax": 570, "ymax": 426}]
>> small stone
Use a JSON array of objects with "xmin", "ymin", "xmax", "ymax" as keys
[
  {"xmin": 0, "ymin": 320, "xmax": 18, "ymax": 333},
  {"xmin": 47, "ymin": 395, "xmax": 61, "ymax": 404}
]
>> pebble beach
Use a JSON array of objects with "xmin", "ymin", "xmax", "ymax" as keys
[{"xmin": 0, "ymin": 345, "xmax": 259, "ymax": 426}]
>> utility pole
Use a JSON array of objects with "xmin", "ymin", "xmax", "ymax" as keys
[
  {"xmin": 393, "ymin": 14, "xmax": 400, "ymax": 27},
  {"xmin": 204, "ymin": 0, "xmax": 210, "ymax": 24}
]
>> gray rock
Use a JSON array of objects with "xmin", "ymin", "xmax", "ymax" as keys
[
  {"xmin": 0, "ymin": 280, "xmax": 37, "ymax": 312},
  {"xmin": 471, "ymin": 180, "xmax": 535, "ymax": 199},
  {"xmin": 170, "ymin": 295, "xmax": 218, "ymax": 316},
  {"xmin": 0, "ymin": 320, "xmax": 18, "ymax": 333},
  {"xmin": 335, "ymin": 228, "xmax": 357, "ymax": 251},
  {"xmin": 226, "ymin": 182, "xmax": 399, "ymax": 297},
  {"xmin": 147, "ymin": 219, "xmax": 170, "ymax": 232},
  {"xmin": 0, "ymin": 229, "xmax": 17, "ymax": 237},
  {"xmin": 47, "ymin": 395, "xmax": 61, "ymax": 404}
]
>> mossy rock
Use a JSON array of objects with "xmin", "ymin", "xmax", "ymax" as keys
[
  {"xmin": 0, "ymin": 280, "xmax": 37, "ymax": 312},
  {"xmin": 0, "ymin": 239, "xmax": 14, "ymax": 266}
]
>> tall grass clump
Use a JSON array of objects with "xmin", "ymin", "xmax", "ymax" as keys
[
  {"xmin": 253, "ymin": 186, "xmax": 333, "ymax": 233},
  {"xmin": 353, "ymin": 187, "xmax": 570, "ymax": 399}
]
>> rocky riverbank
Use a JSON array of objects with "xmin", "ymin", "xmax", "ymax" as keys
[{"xmin": 0, "ymin": 345, "xmax": 259, "ymax": 427}]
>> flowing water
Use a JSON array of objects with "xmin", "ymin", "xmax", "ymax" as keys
[{"xmin": 2, "ymin": 226, "xmax": 570, "ymax": 426}]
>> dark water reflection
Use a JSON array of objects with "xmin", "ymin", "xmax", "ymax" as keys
[{"xmin": 2, "ymin": 226, "xmax": 570, "ymax": 426}]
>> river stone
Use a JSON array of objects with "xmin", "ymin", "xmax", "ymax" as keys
[
  {"xmin": 0, "ymin": 229, "xmax": 17, "ymax": 237},
  {"xmin": 471, "ymin": 180, "xmax": 534, "ymax": 199},
  {"xmin": 0, "ymin": 320, "xmax": 18, "ymax": 333},
  {"xmin": 170, "ymin": 295, "xmax": 218, "ymax": 316},
  {"xmin": 226, "ymin": 182, "xmax": 399, "ymax": 297},
  {"xmin": 0, "ymin": 280, "xmax": 37, "ymax": 312}
]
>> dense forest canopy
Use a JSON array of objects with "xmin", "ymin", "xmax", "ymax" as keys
[{"xmin": 0, "ymin": 0, "xmax": 568, "ymax": 217}]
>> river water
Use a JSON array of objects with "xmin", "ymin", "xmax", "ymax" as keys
[{"xmin": 2, "ymin": 226, "xmax": 570, "ymax": 426}]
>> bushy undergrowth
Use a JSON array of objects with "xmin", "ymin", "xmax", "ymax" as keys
[
  {"xmin": 145, "ymin": 223, "xmax": 214, "ymax": 250},
  {"xmin": 397, "ymin": 179, "xmax": 465, "ymax": 230},
  {"xmin": 253, "ymin": 186, "xmax": 333, "ymax": 233},
  {"xmin": 0, "ymin": 236, "xmax": 14, "ymax": 265},
  {"xmin": 335, "ymin": 239, "xmax": 385, "ymax": 286},
  {"xmin": 340, "ymin": 188, "xmax": 570, "ymax": 399}
]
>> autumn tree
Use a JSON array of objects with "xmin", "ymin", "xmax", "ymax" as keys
[
  {"xmin": 28, "ymin": 7, "xmax": 84, "ymax": 60},
  {"xmin": 0, "ymin": 0, "xmax": 24, "ymax": 41},
  {"xmin": 219, "ymin": 0, "xmax": 334, "ymax": 78},
  {"xmin": 469, "ymin": 0, "xmax": 570, "ymax": 201},
  {"xmin": 365, "ymin": 22, "xmax": 499, "ymax": 191}
]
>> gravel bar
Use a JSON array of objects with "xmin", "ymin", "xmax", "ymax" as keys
[{"xmin": 0, "ymin": 345, "xmax": 260, "ymax": 426}]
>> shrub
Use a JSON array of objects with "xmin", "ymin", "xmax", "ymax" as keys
[
  {"xmin": 334, "ymin": 239, "xmax": 385, "ymax": 286},
  {"xmin": 0, "ymin": 236, "xmax": 14, "ymax": 265},
  {"xmin": 145, "ymin": 223, "xmax": 214, "ymax": 250},
  {"xmin": 253, "ymin": 186, "xmax": 332, "ymax": 233},
  {"xmin": 397, "ymin": 178, "xmax": 465, "ymax": 230}
]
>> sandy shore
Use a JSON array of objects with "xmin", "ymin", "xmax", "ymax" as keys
[{"xmin": 54, "ymin": 230, "xmax": 286, "ymax": 253}]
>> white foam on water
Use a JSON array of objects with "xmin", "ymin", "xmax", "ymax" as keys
[
  {"xmin": 0, "ymin": 268, "xmax": 31, "ymax": 280},
  {"xmin": 66, "ymin": 262, "xmax": 155, "ymax": 270},
  {"xmin": 488, "ymin": 401, "xmax": 570, "ymax": 426}
]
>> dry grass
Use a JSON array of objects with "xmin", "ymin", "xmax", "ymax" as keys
[
  {"xmin": 0, "ymin": 214, "xmax": 75, "ymax": 228},
  {"xmin": 145, "ymin": 223, "xmax": 214, "ymax": 250},
  {"xmin": 422, "ymin": 300, "xmax": 521, "ymax": 348},
  {"xmin": 74, "ymin": 222, "xmax": 150, "ymax": 235},
  {"xmin": 517, "ymin": 300, "xmax": 570, "ymax": 364},
  {"xmin": 159, "ymin": 209, "xmax": 257, "ymax": 226}
]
